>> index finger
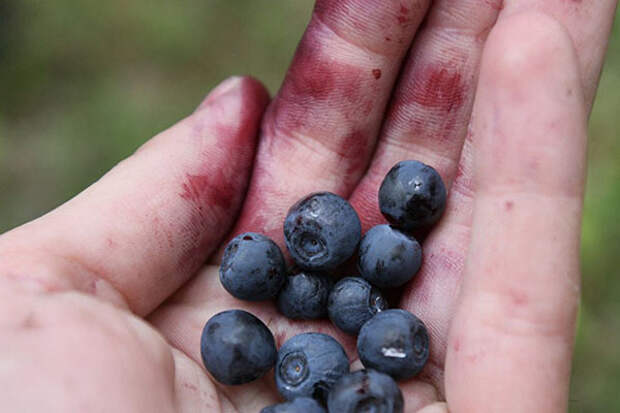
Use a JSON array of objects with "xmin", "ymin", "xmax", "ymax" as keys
[{"xmin": 0, "ymin": 77, "xmax": 269, "ymax": 315}]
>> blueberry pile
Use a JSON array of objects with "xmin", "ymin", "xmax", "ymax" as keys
[{"xmin": 200, "ymin": 160, "xmax": 447, "ymax": 412}]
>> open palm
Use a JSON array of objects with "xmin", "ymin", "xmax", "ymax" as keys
[{"xmin": 1, "ymin": 1, "xmax": 617, "ymax": 412}]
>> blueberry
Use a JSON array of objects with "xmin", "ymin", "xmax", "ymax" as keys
[
  {"xmin": 328, "ymin": 277, "xmax": 387, "ymax": 335},
  {"xmin": 357, "ymin": 309, "xmax": 429, "ymax": 380},
  {"xmin": 277, "ymin": 271, "xmax": 332, "ymax": 320},
  {"xmin": 261, "ymin": 397, "xmax": 326, "ymax": 413},
  {"xmin": 284, "ymin": 192, "xmax": 361, "ymax": 271},
  {"xmin": 358, "ymin": 224, "xmax": 422, "ymax": 288},
  {"xmin": 327, "ymin": 369, "xmax": 404, "ymax": 413},
  {"xmin": 200, "ymin": 310, "xmax": 277, "ymax": 385},
  {"xmin": 219, "ymin": 232, "xmax": 286, "ymax": 301},
  {"xmin": 276, "ymin": 333, "xmax": 350, "ymax": 402},
  {"xmin": 378, "ymin": 160, "xmax": 447, "ymax": 231}
]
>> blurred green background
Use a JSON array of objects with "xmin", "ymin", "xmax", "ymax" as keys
[{"xmin": 0, "ymin": 1, "xmax": 617, "ymax": 411}]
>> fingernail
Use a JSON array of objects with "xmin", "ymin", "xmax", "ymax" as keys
[{"xmin": 195, "ymin": 76, "xmax": 244, "ymax": 112}]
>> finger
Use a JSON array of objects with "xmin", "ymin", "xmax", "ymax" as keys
[
  {"xmin": 347, "ymin": 0, "xmax": 499, "ymax": 397},
  {"xmin": 349, "ymin": 0, "xmax": 502, "ymax": 231},
  {"xmin": 0, "ymin": 76, "xmax": 269, "ymax": 315},
  {"xmin": 445, "ymin": 12, "xmax": 586, "ymax": 412},
  {"xmin": 229, "ymin": 0, "xmax": 432, "ymax": 242},
  {"xmin": 149, "ymin": 265, "xmax": 357, "ymax": 411},
  {"xmin": 502, "ymin": 0, "xmax": 618, "ymax": 106}
]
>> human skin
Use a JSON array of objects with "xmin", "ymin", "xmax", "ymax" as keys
[{"xmin": 0, "ymin": 1, "xmax": 617, "ymax": 412}]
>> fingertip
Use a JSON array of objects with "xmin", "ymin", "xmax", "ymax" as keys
[
  {"xmin": 195, "ymin": 75, "xmax": 270, "ymax": 115},
  {"xmin": 237, "ymin": 75, "xmax": 271, "ymax": 110},
  {"xmin": 195, "ymin": 76, "xmax": 244, "ymax": 111},
  {"xmin": 484, "ymin": 11, "xmax": 581, "ymax": 93},
  {"xmin": 474, "ymin": 10, "xmax": 588, "ymax": 197},
  {"xmin": 190, "ymin": 76, "xmax": 270, "ymax": 153}
]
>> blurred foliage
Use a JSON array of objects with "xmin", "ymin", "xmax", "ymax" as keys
[
  {"xmin": 572, "ymin": 17, "xmax": 620, "ymax": 412},
  {"xmin": 0, "ymin": 1, "xmax": 618, "ymax": 411},
  {"xmin": 0, "ymin": 0, "xmax": 311, "ymax": 227}
]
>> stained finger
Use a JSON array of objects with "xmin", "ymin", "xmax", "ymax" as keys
[
  {"xmin": 349, "ymin": 0, "xmax": 501, "ymax": 231},
  {"xmin": 229, "ymin": 0, "xmax": 432, "ymax": 243}
]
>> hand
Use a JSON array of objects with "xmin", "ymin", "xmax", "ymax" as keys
[{"xmin": 0, "ymin": 1, "xmax": 617, "ymax": 412}]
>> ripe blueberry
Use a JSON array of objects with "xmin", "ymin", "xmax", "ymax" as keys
[
  {"xmin": 358, "ymin": 224, "xmax": 422, "ymax": 288},
  {"xmin": 327, "ymin": 369, "xmax": 404, "ymax": 413},
  {"xmin": 219, "ymin": 232, "xmax": 286, "ymax": 301},
  {"xmin": 261, "ymin": 397, "xmax": 326, "ymax": 413},
  {"xmin": 200, "ymin": 310, "xmax": 277, "ymax": 385},
  {"xmin": 284, "ymin": 192, "xmax": 361, "ymax": 271},
  {"xmin": 328, "ymin": 277, "xmax": 387, "ymax": 335},
  {"xmin": 379, "ymin": 160, "xmax": 447, "ymax": 231},
  {"xmin": 277, "ymin": 271, "xmax": 332, "ymax": 320},
  {"xmin": 275, "ymin": 333, "xmax": 350, "ymax": 402},
  {"xmin": 357, "ymin": 309, "xmax": 429, "ymax": 380}
]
